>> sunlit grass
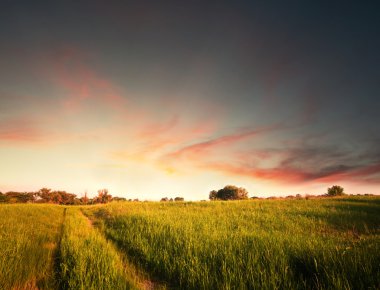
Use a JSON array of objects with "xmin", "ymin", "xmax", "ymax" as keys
[
  {"xmin": 0, "ymin": 204, "xmax": 64, "ymax": 289},
  {"xmin": 59, "ymin": 207, "xmax": 137, "ymax": 289},
  {"xmin": 88, "ymin": 196, "xmax": 380, "ymax": 289},
  {"xmin": 1, "ymin": 196, "xmax": 379, "ymax": 289}
]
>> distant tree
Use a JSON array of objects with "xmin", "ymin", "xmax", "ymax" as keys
[
  {"xmin": 58, "ymin": 191, "xmax": 77, "ymax": 205},
  {"xmin": 0, "ymin": 192, "xmax": 9, "ymax": 203},
  {"xmin": 209, "ymin": 185, "xmax": 248, "ymax": 200},
  {"xmin": 327, "ymin": 185, "xmax": 345, "ymax": 196},
  {"xmin": 51, "ymin": 191, "xmax": 63, "ymax": 204},
  {"xmin": 81, "ymin": 191, "xmax": 89, "ymax": 205},
  {"xmin": 25, "ymin": 192, "xmax": 36, "ymax": 203},
  {"xmin": 6, "ymin": 193, "xmax": 18, "ymax": 203},
  {"xmin": 95, "ymin": 189, "xmax": 112, "ymax": 204},
  {"xmin": 5, "ymin": 192, "xmax": 35, "ymax": 203},
  {"xmin": 37, "ymin": 188, "xmax": 52, "ymax": 202},
  {"xmin": 73, "ymin": 198, "xmax": 82, "ymax": 205},
  {"xmin": 0, "ymin": 189, "xmax": 81, "ymax": 204},
  {"xmin": 160, "ymin": 197, "xmax": 169, "ymax": 202},
  {"xmin": 174, "ymin": 197, "xmax": 184, "ymax": 202},
  {"xmin": 209, "ymin": 190, "xmax": 218, "ymax": 200},
  {"xmin": 113, "ymin": 197, "xmax": 126, "ymax": 202}
]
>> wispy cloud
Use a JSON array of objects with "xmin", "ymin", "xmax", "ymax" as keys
[
  {"xmin": 49, "ymin": 46, "xmax": 127, "ymax": 112},
  {"xmin": 0, "ymin": 118, "xmax": 45, "ymax": 143},
  {"xmin": 198, "ymin": 142, "xmax": 380, "ymax": 185},
  {"xmin": 163, "ymin": 125, "xmax": 280, "ymax": 161},
  {"xmin": 111, "ymin": 117, "xmax": 219, "ymax": 164},
  {"xmin": 315, "ymin": 162, "xmax": 380, "ymax": 184},
  {"xmin": 202, "ymin": 162, "xmax": 311, "ymax": 183},
  {"xmin": 137, "ymin": 115, "xmax": 180, "ymax": 138},
  {"xmin": 5, "ymin": 45, "xmax": 377, "ymax": 187}
]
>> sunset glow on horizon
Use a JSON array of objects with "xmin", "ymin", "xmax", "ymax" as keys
[{"xmin": 1, "ymin": 2, "xmax": 379, "ymax": 200}]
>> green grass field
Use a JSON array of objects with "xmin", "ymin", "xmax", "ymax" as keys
[
  {"xmin": 0, "ymin": 204, "xmax": 64, "ymax": 289},
  {"xmin": 0, "ymin": 205, "xmax": 139, "ymax": 290},
  {"xmin": 1, "ymin": 196, "xmax": 379, "ymax": 289},
  {"xmin": 59, "ymin": 207, "xmax": 137, "ymax": 289}
]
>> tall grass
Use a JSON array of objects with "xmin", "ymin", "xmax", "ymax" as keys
[
  {"xmin": 0, "ymin": 204, "xmax": 64, "ymax": 289},
  {"xmin": 59, "ymin": 207, "xmax": 137, "ymax": 290},
  {"xmin": 90, "ymin": 196, "xmax": 380, "ymax": 289}
]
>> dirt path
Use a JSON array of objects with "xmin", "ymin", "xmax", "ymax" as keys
[{"xmin": 79, "ymin": 208, "xmax": 167, "ymax": 290}]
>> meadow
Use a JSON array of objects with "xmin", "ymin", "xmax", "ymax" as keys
[
  {"xmin": 0, "ymin": 205, "xmax": 139, "ymax": 290},
  {"xmin": 85, "ymin": 196, "xmax": 380, "ymax": 289},
  {"xmin": 58, "ymin": 208, "xmax": 137, "ymax": 289},
  {"xmin": 0, "ymin": 196, "xmax": 379, "ymax": 289},
  {"xmin": 0, "ymin": 204, "xmax": 63, "ymax": 289}
]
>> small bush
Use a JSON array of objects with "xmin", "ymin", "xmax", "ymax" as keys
[
  {"xmin": 209, "ymin": 185, "xmax": 248, "ymax": 200},
  {"xmin": 327, "ymin": 185, "xmax": 345, "ymax": 196}
]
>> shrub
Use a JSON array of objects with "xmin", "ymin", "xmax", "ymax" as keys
[
  {"xmin": 327, "ymin": 185, "xmax": 345, "ymax": 196},
  {"xmin": 209, "ymin": 185, "xmax": 248, "ymax": 200}
]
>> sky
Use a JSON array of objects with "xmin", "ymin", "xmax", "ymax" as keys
[{"xmin": 1, "ymin": 1, "xmax": 379, "ymax": 200}]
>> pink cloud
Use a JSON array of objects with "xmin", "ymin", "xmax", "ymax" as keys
[
  {"xmin": 315, "ymin": 162, "xmax": 380, "ymax": 184},
  {"xmin": 0, "ymin": 118, "xmax": 45, "ymax": 143},
  {"xmin": 49, "ymin": 46, "xmax": 127, "ymax": 112},
  {"xmin": 164, "ymin": 125, "xmax": 279, "ymax": 161},
  {"xmin": 205, "ymin": 157, "xmax": 380, "ymax": 186},
  {"xmin": 111, "ymin": 116, "xmax": 220, "ymax": 164},
  {"xmin": 202, "ymin": 162, "xmax": 311, "ymax": 183},
  {"xmin": 137, "ymin": 115, "xmax": 180, "ymax": 138},
  {"xmin": 156, "ymin": 132, "xmax": 380, "ymax": 186}
]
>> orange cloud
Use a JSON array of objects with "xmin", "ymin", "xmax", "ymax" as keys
[
  {"xmin": 111, "ymin": 116, "xmax": 219, "ymax": 165},
  {"xmin": 202, "ymin": 162, "xmax": 311, "ymax": 183}
]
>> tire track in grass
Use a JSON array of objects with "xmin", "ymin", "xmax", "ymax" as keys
[
  {"xmin": 80, "ymin": 208, "xmax": 168, "ymax": 290},
  {"xmin": 59, "ymin": 208, "xmax": 138, "ymax": 289},
  {"xmin": 0, "ymin": 205, "xmax": 66, "ymax": 289},
  {"xmin": 53, "ymin": 207, "xmax": 67, "ymax": 289}
]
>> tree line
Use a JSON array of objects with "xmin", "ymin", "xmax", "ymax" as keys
[
  {"xmin": 0, "ymin": 184, "xmax": 351, "ymax": 204},
  {"xmin": 208, "ymin": 185, "xmax": 349, "ymax": 200},
  {"xmin": 0, "ymin": 188, "xmax": 118, "ymax": 205},
  {"xmin": 160, "ymin": 197, "xmax": 185, "ymax": 202}
]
